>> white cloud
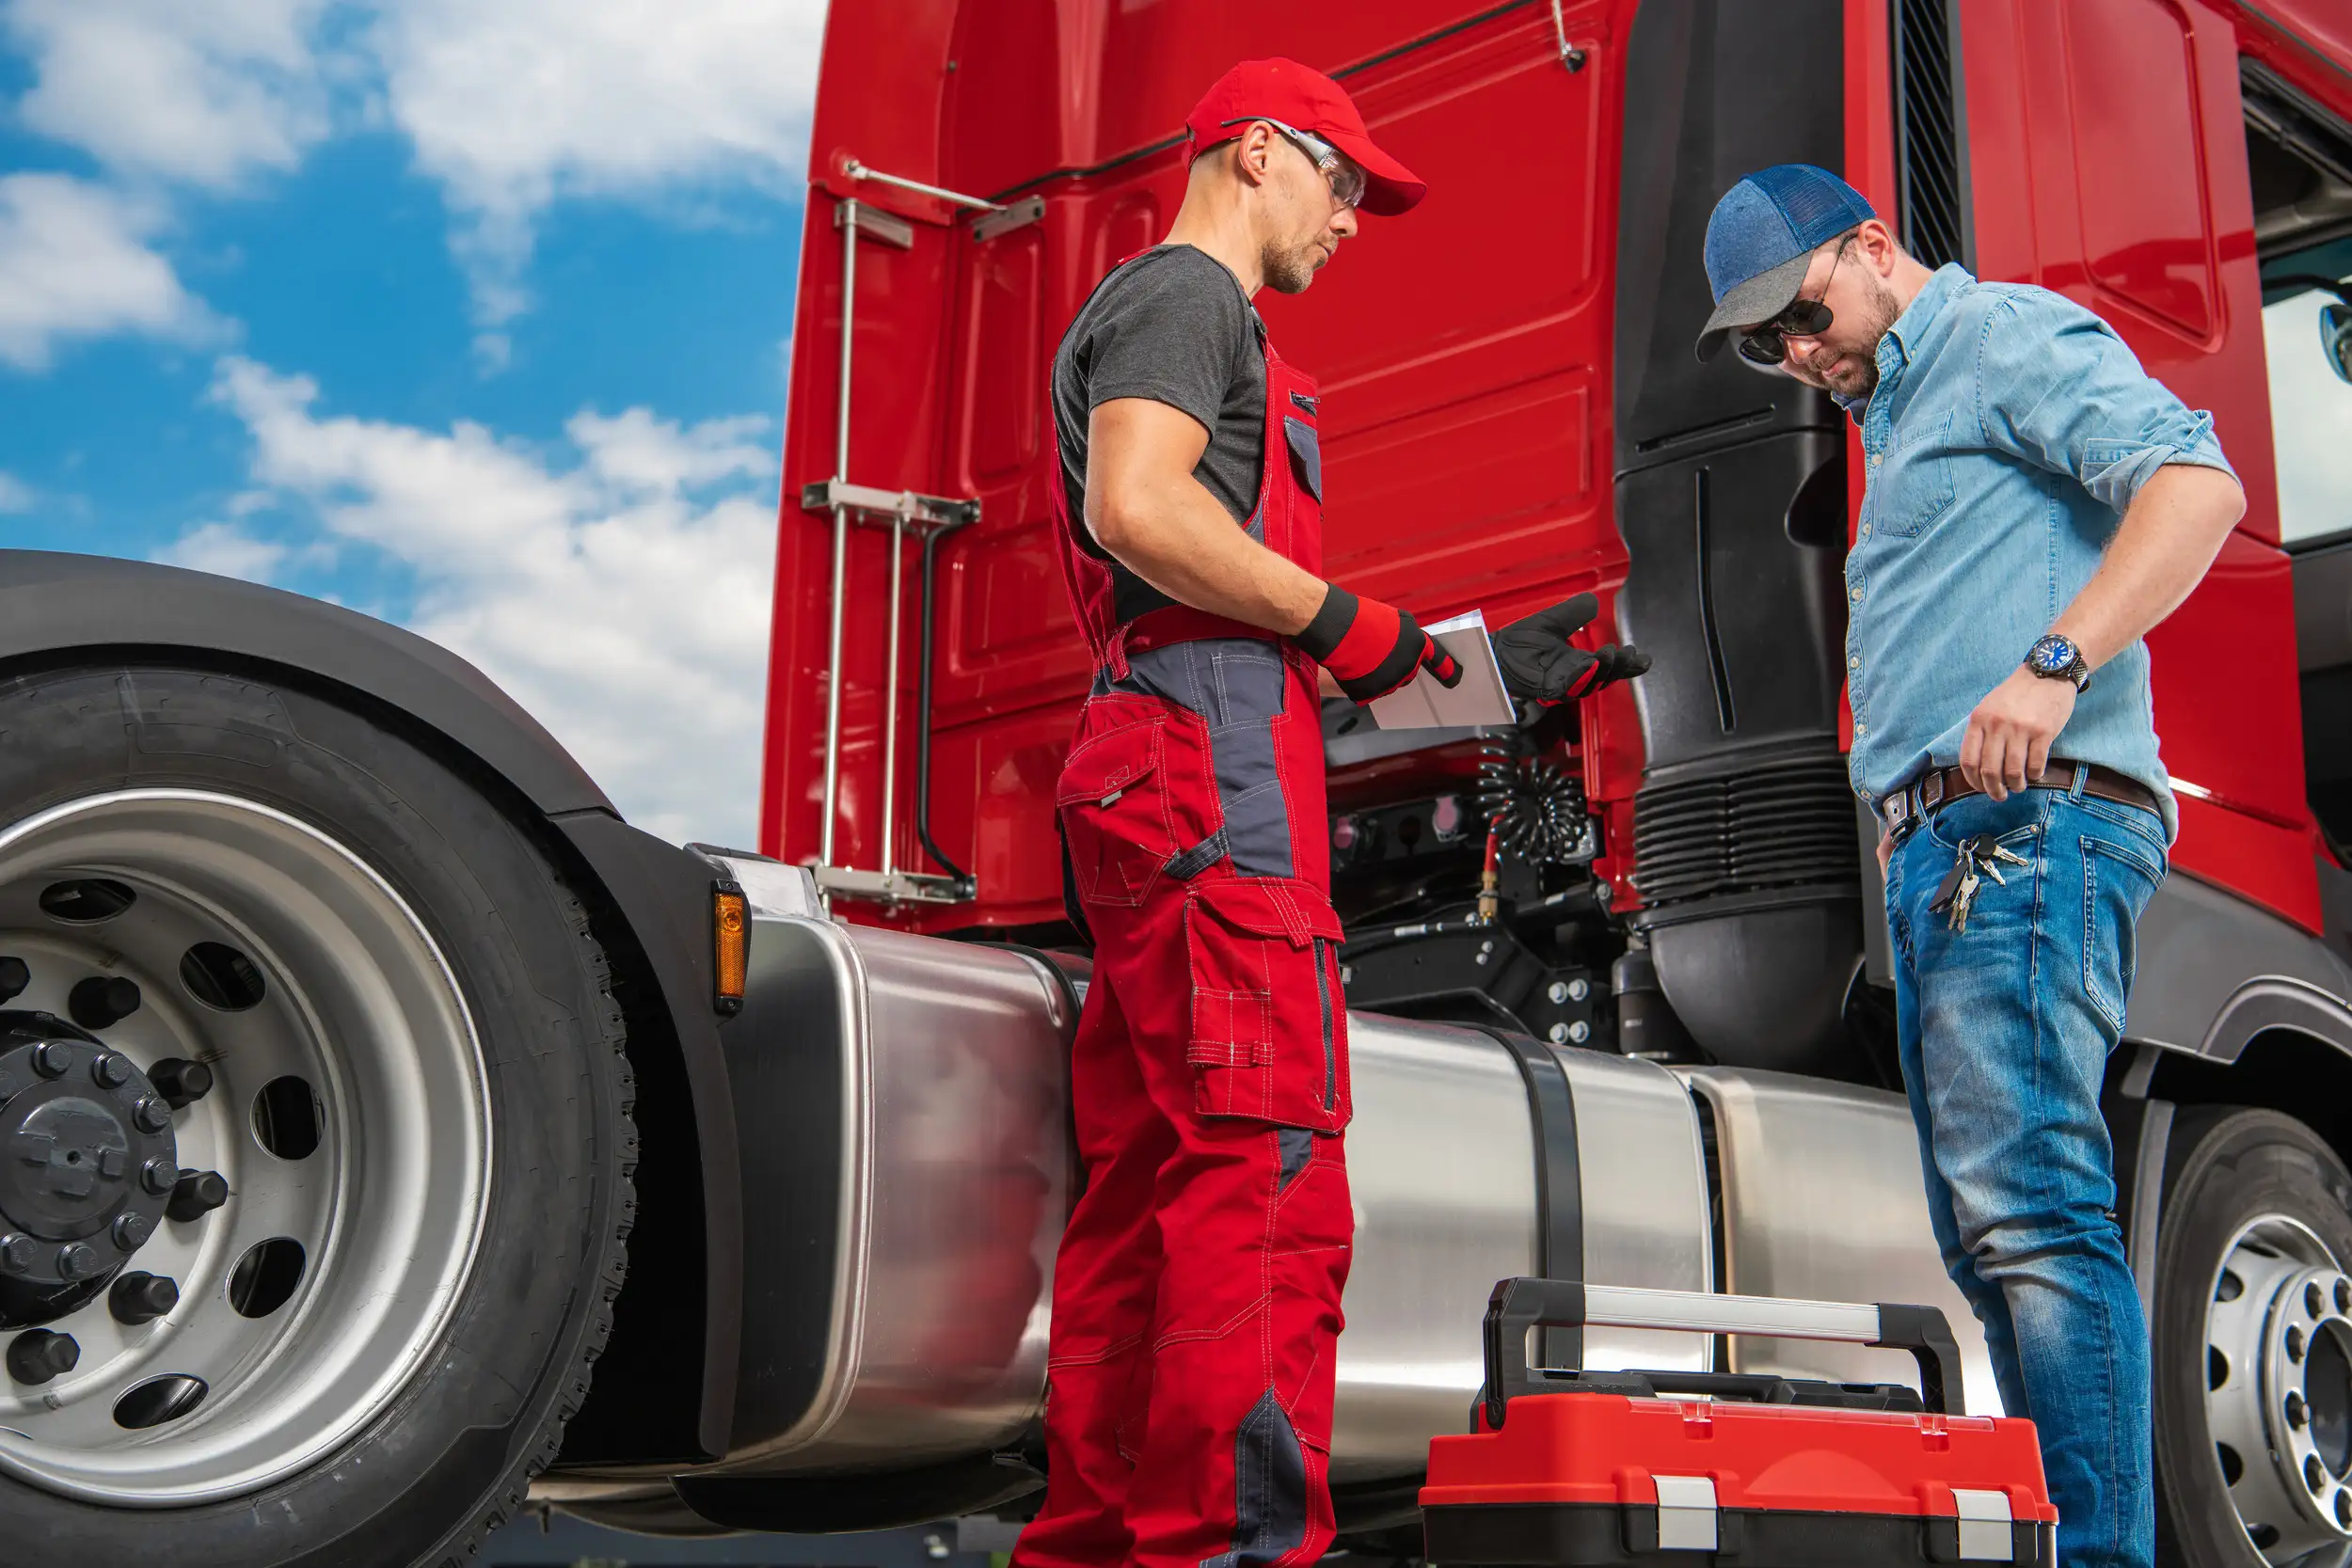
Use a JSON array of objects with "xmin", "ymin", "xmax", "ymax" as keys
[
  {"xmin": 2264, "ymin": 292, "xmax": 2352, "ymax": 546},
  {"xmin": 0, "ymin": 173, "xmax": 213, "ymax": 371},
  {"xmin": 153, "ymin": 518, "xmax": 294, "ymax": 580},
  {"xmin": 6, "ymin": 0, "xmax": 335, "ymax": 189},
  {"xmin": 0, "ymin": 472, "xmax": 32, "ymax": 513},
  {"xmin": 2, "ymin": 0, "xmax": 828, "ymax": 352},
  {"xmin": 368, "ymin": 0, "xmax": 826, "ymax": 333},
  {"xmin": 198, "ymin": 356, "xmax": 779, "ymax": 845}
]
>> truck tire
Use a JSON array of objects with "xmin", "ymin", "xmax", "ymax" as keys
[
  {"xmin": 0, "ymin": 664, "xmax": 635, "ymax": 1567},
  {"xmin": 2154, "ymin": 1106, "xmax": 2352, "ymax": 1567}
]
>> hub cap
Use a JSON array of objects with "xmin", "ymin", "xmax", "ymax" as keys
[
  {"xmin": 2206, "ymin": 1217, "xmax": 2352, "ymax": 1559},
  {"xmin": 0, "ymin": 1022, "xmax": 178, "ymax": 1323},
  {"xmin": 0, "ymin": 789, "xmax": 488, "ymax": 1506}
]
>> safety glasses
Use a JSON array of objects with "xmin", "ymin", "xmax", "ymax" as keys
[
  {"xmin": 1737, "ymin": 241, "xmax": 1848, "ymax": 366},
  {"xmin": 1219, "ymin": 116, "xmax": 1366, "ymax": 210}
]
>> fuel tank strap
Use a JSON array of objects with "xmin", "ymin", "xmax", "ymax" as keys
[{"xmin": 1470, "ymin": 1025, "xmax": 1584, "ymax": 1370}]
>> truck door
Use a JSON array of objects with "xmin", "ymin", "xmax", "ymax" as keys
[
  {"xmin": 917, "ymin": 0, "xmax": 1645, "ymax": 932},
  {"xmin": 1956, "ymin": 0, "xmax": 2320, "ymax": 931}
]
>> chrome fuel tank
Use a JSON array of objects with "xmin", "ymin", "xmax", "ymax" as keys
[
  {"xmin": 1327, "ymin": 1018, "xmax": 1711, "ymax": 1478},
  {"xmin": 708, "ymin": 864, "xmax": 1073, "ymax": 1477},
  {"xmin": 698, "ymin": 863, "xmax": 1931, "ymax": 1487},
  {"xmin": 1685, "ymin": 1066, "xmax": 2003, "ymax": 1415}
]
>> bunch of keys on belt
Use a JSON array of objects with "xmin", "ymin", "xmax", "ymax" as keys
[{"xmin": 1929, "ymin": 834, "xmax": 2032, "ymax": 931}]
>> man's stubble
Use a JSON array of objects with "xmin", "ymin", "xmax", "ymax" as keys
[
  {"xmin": 1260, "ymin": 234, "xmax": 1321, "ymax": 295},
  {"xmin": 1791, "ymin": 268, "xmax": 1904, "ymax": 398}
]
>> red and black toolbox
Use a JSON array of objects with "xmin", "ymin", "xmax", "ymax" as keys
[{"xmin": 1420, "ymin": 1278, "xmax": 2058, "ymax": 1565}]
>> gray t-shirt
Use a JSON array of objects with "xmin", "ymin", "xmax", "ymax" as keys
[{"xmin": 1052, "ymin": 245, "xmax": 1267, "ymax": 606}]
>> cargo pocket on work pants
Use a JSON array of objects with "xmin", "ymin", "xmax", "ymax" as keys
[
  {"xmin": 1057, "ymin": 717, "xmax": 1180, "ymax": 910},
  {"xmin": 1184, "ymin": 878, "xmax": 1351, "ymax": 1132}
]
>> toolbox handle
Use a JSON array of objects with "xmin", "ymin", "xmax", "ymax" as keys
[{"xmin": 1479, "ymin": 1278, "xmax": 1965, "ymax": 1429}]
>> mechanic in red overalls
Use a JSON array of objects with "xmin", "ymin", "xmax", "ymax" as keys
[{"xmin": 1019, "ymin": 59, "xmax": 1645, "ymax": 1568}]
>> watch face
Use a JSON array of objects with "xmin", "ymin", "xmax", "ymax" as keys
[{"xmin": 2030, "ymin": 636, "xmax": 2075, "ymax": 674}]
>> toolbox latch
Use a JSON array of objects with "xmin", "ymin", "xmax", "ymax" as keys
[
  {"xmin": 1653, "ymin": 1475, "xmax": 1718, "ymax": 1552},
  {"xmin": 1955, "ymin": 1488, "xmax": 2015, "ymax": 1560},
  {"xmin": 1928, "ymin": 1486, "xmax": 2032, "ymax": 1563}
]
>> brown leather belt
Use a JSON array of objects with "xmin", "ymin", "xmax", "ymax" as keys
[{"xmin": 1879, "ymin": 758, "xmax": 2162, "ymax": 840}]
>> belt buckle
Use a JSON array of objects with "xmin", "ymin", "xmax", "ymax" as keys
[
  {"xmin": 1886, "ymin": 793, "xmax": 1910, "ymax": 832},
  {"xmin": 1921, "ymin": 772, "xmax": 1945, "ymax": 812}
]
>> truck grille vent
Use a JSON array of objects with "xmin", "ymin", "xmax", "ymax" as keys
[
  {"xmin": 1631, "ymin": 753, "xmax": 1856, "ymax": 906},
  {"xmin": 1891, "ymin": 0, "xmax": 1967, "ymax": 270}
]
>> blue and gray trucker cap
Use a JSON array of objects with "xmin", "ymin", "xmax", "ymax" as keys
[{"xmin": 1693, "ymin": 164, "xmax": 1876, "ymax": 361}]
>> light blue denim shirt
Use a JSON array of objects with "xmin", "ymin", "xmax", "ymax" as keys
[{"xmin": 1842, "ymin": 264, "xmax": 2236, "ymax": 840}]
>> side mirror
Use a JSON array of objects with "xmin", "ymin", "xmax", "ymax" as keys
[{"xmin": 2323, "ymin": 302, "xmax": 2352, "ymax": 386}]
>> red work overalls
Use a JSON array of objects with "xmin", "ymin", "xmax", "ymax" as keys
[{"xmin": 1015, "ymin": 272, "xmax": 1354, "ymax": 1568}]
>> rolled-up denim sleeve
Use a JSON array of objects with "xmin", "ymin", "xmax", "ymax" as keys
[{"xmin": 1972, "ymin": 290, "xmax": 2237, "ymax": 515}]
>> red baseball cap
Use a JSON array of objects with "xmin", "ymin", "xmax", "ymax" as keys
[{"xmin": 1184, "ymin": 57, "xmax": 1425, "ymax": 216}]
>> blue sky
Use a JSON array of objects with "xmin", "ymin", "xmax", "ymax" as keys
[{"xmin": 0, "ymin": 0, "xmax": 829, "ymax": 845}]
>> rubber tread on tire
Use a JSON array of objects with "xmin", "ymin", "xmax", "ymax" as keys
[
  {"xmin": 2153, "ymin": 1105, "xmax": 2352, "ymax": 1568},
  {"xmin": 0, "ymin": 666, "xmax": 636, "ymax": 1568}
]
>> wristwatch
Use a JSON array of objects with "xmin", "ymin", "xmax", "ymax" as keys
[{"xmin": 2025, "ymin": 633, "xmax": 2090, "ymax": 692}]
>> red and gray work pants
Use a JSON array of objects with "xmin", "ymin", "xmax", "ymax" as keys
[{"xmin": 1015, "ymin": 634, "xmax": 1354, "ymax": 1568}]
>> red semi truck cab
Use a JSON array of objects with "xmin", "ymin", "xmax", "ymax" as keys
[
  {"xmin": 752, "ymin": 2, "xmax": 2352, "ymax": 1555},
  {"xmin": 766, "ymin": 0, "xmax": 2349, "ymax": 1053}
]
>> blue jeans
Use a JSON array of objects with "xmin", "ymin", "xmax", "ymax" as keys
[{"xmin": 1885, "ymin": 783, "xmax": 2168, "ymax": 1568}]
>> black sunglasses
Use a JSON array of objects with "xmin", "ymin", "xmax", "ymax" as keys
[{"xmin": 1736, "ymin": 239, "xmax": 1850, "ymax": 366}]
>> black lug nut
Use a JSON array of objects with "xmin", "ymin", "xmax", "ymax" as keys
[
  {"xmin": 140, "ymin": 1157, "xmax": 179, "ymax": 1196},
  {"xmin": 0, "ymin": 1234, "xmax": 30, "ymax": 1275},
  {"xmin": 68, "ymin": 974, "xmax": 141, "ymax": 1031},
  {"xmin": 167, "ymin": 1170, "xmax": 230, "ymax": 1222},
  {"xmin": 132, "ymin": 1096, "xmax": 171, "ymax": 1134},
  {"xmin": 109, "ymin": 1272, "xmax": 179, "ymax": 1325},
  {"xmin": 0, "ymin": 956, "xmax": 27, "ymax": 1005},
  {"xmin": 55, "ymin": 1243, "xmax": 98, "ymax": 1280},
  {"xmin": 31, "ymin": 1041, "xmax": 71, "ymax": 1078},
  {"xmin": 8, "ymin": 1329, "xmax": 78, "ymax": 1386},
  {"xmin": 112, "ymin": 1212, "xmax": 153, "ymax": 1251},
  {"xmin": 90, "ymin": 1052, "xmax": 132, "ymax": 1089},
  {"xmin": 149, "ymin": 1057, "xmax": 214, "ymax": 1110}
]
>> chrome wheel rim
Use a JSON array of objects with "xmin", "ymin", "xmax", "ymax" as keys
[
  {"xmin": 0, "ymin": 789, "xmax": 488, "ymax": 1504},
  {"xmin": 2206, "ymin": 1215, "xmax": 2352, "ymax": 1560}
]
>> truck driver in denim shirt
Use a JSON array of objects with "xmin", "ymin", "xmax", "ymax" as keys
[{"xmin": 1694, "ymin": 164, "xmax": 2246, "ymax": 1568}]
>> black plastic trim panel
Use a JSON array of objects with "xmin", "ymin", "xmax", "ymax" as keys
[
  {"xmin": 1890, "ymin": 0, "xmax": 1975, "ymax": 271},
  {"xmin": 2126, "ymin": 869, "xmax": 2352, "ymax": 1059}
]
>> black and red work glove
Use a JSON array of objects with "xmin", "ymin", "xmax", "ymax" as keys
[
  {"xmin": 1295, "ymin": 583, "xmax": 1461, "ymax": 705},
  {"xmin": 1491, "ymin": 593, "xmax": 1651, "ymax": 705}
]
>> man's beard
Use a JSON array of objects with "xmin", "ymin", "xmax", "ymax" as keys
[
  {"xmin": 1261, "ymin": 236, "xmax": 1320, "ymax": 294},
  {"xmin": 1792, "ymin": 271, "xmax": 1902, "ymax": 395}
]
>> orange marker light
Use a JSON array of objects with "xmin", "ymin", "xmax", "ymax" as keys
[{"xmin": 713, "ymin": 883, "xmax": 748, "ymax": 1014}]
